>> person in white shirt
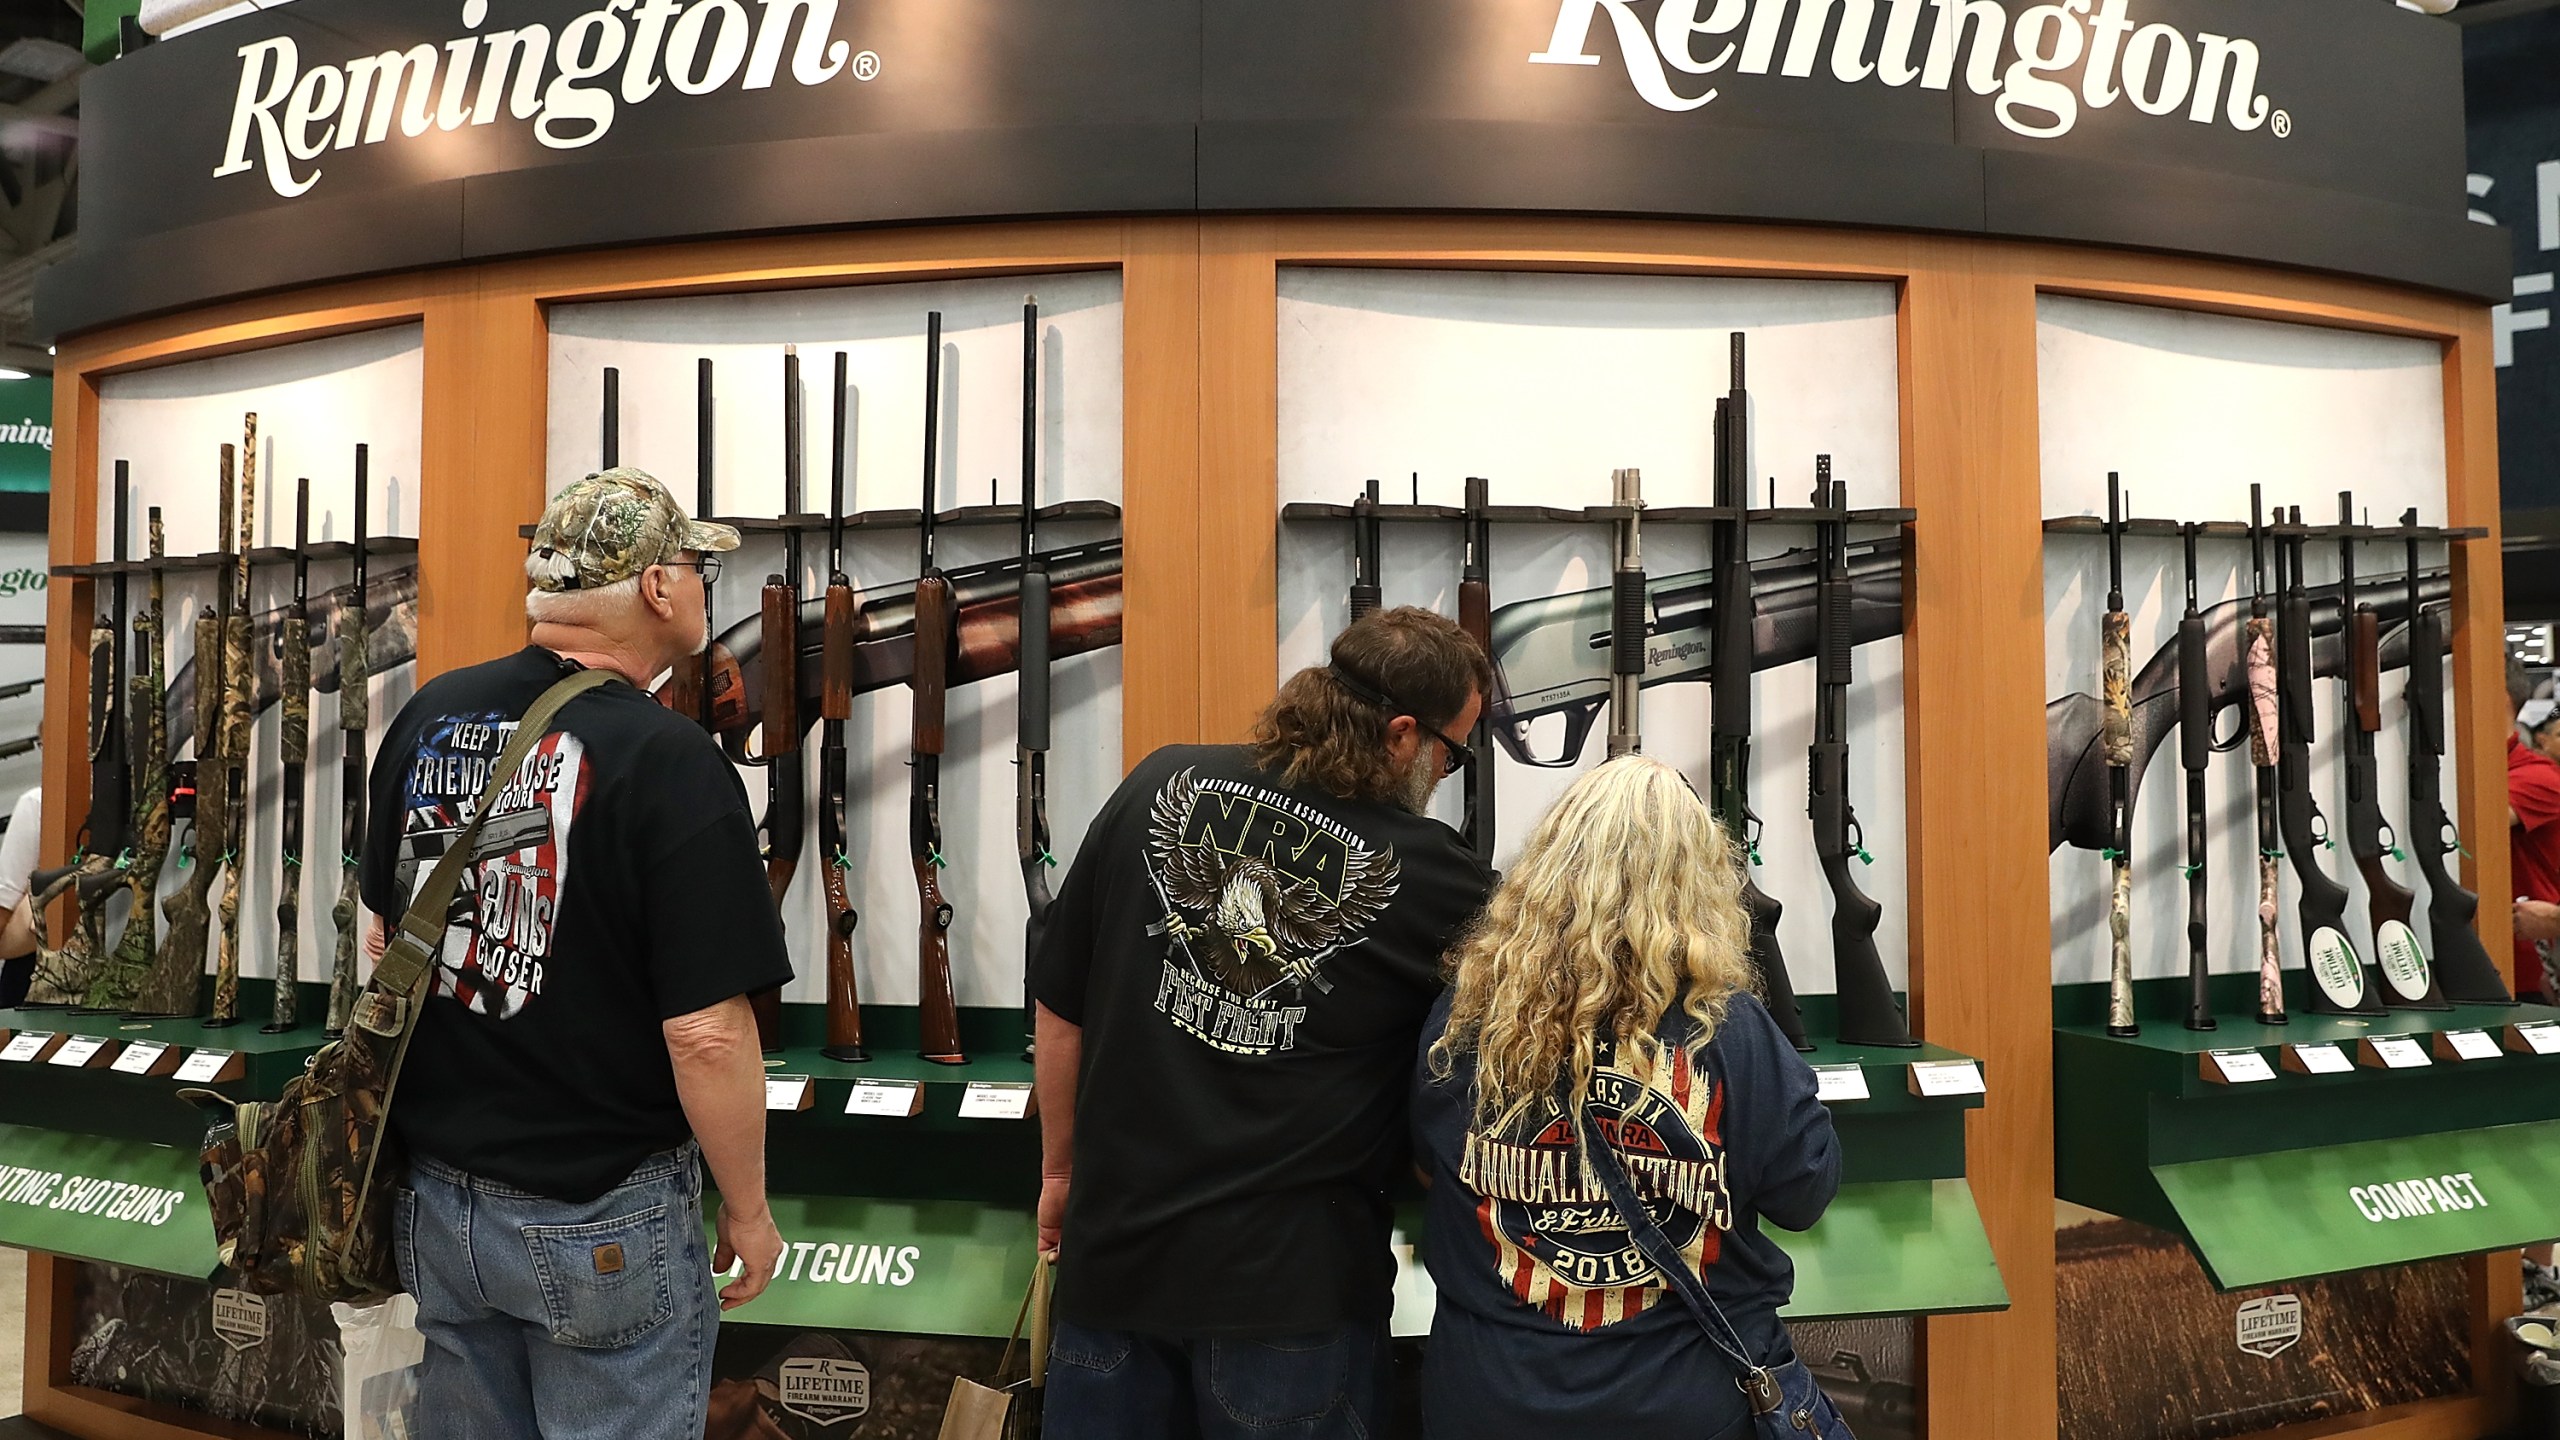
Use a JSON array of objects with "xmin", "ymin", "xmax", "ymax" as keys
[{"xmin": 0, "ymin": 788, "xmax": 44, "ymax": 1002}]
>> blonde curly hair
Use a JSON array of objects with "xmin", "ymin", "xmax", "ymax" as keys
[{"xmin": 1430, "ymin": 755, "xmax": 1758, "ymax": 1130}]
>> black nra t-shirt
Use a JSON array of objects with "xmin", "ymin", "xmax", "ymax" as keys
[
  {"xmin": 1030, "ymin": 743, "xmax": 1493, "ymax": 1335},
  {"xmin": 361, "ymin": 647, "xmax": 793, "ymax": 1202}
]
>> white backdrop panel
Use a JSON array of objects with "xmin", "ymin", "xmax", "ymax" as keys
[
  {"xmin": 1277, "ymin": 268, "xmax": 1906, "ymax": 1001},
  {"xmin": 547, "ymin": 274, "xmax": 1125, "ymax": 1011}
]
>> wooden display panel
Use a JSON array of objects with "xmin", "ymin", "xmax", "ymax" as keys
[{"xmin": 34, "ymin": 216, "xmax": 2511, "ymax": 1440}]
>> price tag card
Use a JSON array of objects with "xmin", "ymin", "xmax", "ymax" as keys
[
  {"xmin": 2436, "ymin": 1029, "xmax": 2504, "ymax": 1063},
  {"xmin": 2283, "ymin": 1042, "xmax": 2354, "ymax": 1076},
  {"xmin": 2509, "ymin": 1021, "xmax": 2560, "ymax": 1056},
  {"xmin": 958, "ymin": 1082, "xmax": 1036, "ymax": 1121},
  {"xmin": 2202, "ymin": 1049, "xmax": 2276, "ymax": 1085},
  {"xmin": 173, "ymin": 1049, "xmax": 237, "ymax": 1084},
  {"xmin": 844, "ymin": 1080, "xmax": 925, "ymax": 1118},
  {"xmin": 0, "ymin": 1031, "xmax": 57, "ymax": 1063},
  {"xmin": 47, "ymin": 1035, "xmax": 111, "ymax": 1068},
  {"xmin": 1812, "ymin": 1065, "xmax": 1870, "ymax": 1104},
  {"xmin": 765, "ymin": 1076, "xmax": 814, "ymax": 1112},
  {"xmin": 1906, "ymin": 1061, "xmax": 1985, "ymax": 1098},
  {"xmin": 2359, "ymin": 1036, "xmax": 2433, "ymax": 1070},
  {"xmin": 111, "ymin": 1041, "xmax": 172, "ymax": 1076}
]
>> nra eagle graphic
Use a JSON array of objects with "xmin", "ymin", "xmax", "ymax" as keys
[{"xmin": 1145, "ymin": 767, "xmax": 1399, "ymax": 1055}]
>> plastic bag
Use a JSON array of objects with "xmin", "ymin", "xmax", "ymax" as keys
[{"xmin": 333, "ymin": 1294, "xmax": 424, "ymax": 1440}]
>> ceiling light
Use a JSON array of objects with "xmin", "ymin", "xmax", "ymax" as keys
[
  {"xmin": 0, "ymin": 39, "xmax": 86, "ymax": 83},
  {"xmin": 0, "ymin": 369, "xmax": 36, "ymax": 382}
]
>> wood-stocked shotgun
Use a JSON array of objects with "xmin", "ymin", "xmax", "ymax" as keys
[
  {"xmin": 266, "ymin": 477, "xmax": 312, "ymax": 1033},
  {"xmin": 326, "ymin": 445, "xmax": 370, "ymax": 1037},
  {"xmin": 820, "ymin": 349, "xmax": 867, "ymax": 1064},
  {"xmin": 751, "ymin": 348, "xmax": 804, "ymax": 1054},
  {"xmin": 209, "ymin": 413, "xmax": 258, "ymax": 1028},
  {"xmin": 1016, "ymin": 298, "xmax": 1055, "ymax": 1062},
  {"xmin": 913, "ymin": 311, "xmax": 966, "ymax": 1066}
]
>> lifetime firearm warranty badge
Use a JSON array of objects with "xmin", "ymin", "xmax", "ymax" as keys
[{"xmin": 777, "ymin": 1357, "xmax": 871, "ymax": 1426}]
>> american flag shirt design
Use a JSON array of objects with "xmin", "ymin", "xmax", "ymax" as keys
[{"xmin": 1459, "ymin": 1041, "xmax": 1732, "ymax": 1332}]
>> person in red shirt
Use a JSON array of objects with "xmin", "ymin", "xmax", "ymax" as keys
[{"xmin": 2510, "ymin": 699, "xmax": 2560, "ymax": 1000}]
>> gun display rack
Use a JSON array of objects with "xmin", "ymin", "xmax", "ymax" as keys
[
  {"xmin": 511, "ymin": 501, "xmax": 1120, "ymax": 543},
  {"xmin": 50, "ymin": 536, "xmax": 419, "ymax": 578},
  {"xmin": 1283, "ymin": 501, "xmax": 1917, "ymax": 526}
]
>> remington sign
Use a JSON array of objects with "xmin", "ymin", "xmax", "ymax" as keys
[
  {"xmin": 41, "ymin": 0, "xmax": 2502, "ymax": 339},
  {"xmin": 1532, "ymin": 0, "xmax": 2281, "ymax": 141},
  {"xmin": 219, "ymin": 0, "xmax": 879, "ymax": 198}
]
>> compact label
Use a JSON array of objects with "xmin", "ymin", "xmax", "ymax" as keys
[{"xmin": 2349, "ymin": 1172, "xmax": 2487, "ymax": 1223}]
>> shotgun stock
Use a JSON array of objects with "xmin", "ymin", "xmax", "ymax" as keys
[{"xmin": 914, "ymin": 312, "xmax": 965, "ymax": 1066}]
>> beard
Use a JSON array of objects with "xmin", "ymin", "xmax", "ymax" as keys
[{"xmin": 1396, "ymin": 752, "xmax": 1440, "ymax": 815}]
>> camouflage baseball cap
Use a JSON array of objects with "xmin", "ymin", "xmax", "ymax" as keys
[{"xmin": 527, "ymin": 467, "xmax": 739, "ymax": 593}]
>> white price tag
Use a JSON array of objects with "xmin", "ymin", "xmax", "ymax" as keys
[
  {"xmin": 2206, "ymin": 1049, "xmax": 2275, "ymax": 1084},
  {"xmin": 958, "ymin": 1082, "xmax": 1035, "ymax": 1121},
  {"xmin": 2513, "ymin": 1022, "xmax": 2560, "ymax": 1056},
  {"xmin": 47, "ymin": 1035, "xmax": 109, "ymax": 1068},
  {"xmin": 764, "ymin": 1076, "xmax": 812, "ymax": 1111},
  {"xmin": 0, "ymin": 1032, "xmax": 54, "ymax": 1062},
  {"xmin": 111, "ymin": 1041, "xmax": 170, "ymax": 1075},
  {"xmin": 2287, "ymin": 1043, "xmax": 2354, "ymax": 1075},
  {"xmin": 1812, "ymin": 1065, "xmax": 1870, "ymax": 1104},
  {"xmin": 2446, "ymin": 1030, "xmax": 2503, "ymax": 1062},
  {"xmin": 2367, "ymin": 1036, "xmax": 2432, "ymax": 1070},
  {"xmin": 173, "ymin": 1049, "xmax": 235, "ymax": 1083},
  {"xmin": 1908, "ymin": 1061, "xmax": 1985, "ymax": 1098},
  {"xmin": 844, "ymin": 1080, "xmax": 923, "ymax": 1117}
]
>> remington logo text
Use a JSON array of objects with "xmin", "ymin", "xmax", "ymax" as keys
[
  {"xmin": 216, "ymin": 0, "xmax": 875, "ymax": 199},
  {"xmin": 1533, "ymin": 0, "xmax": 2279, "ymax": 141}
]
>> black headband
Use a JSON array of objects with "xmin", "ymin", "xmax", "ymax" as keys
[{"xmin": 1328, "ymin": 664, "xmax": 1402, "ymax": 715}]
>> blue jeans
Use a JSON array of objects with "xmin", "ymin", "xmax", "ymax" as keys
[
  {"xmin": 1043, "ymin": 1319, "xmax": 1386, "ymax": 1440},
  {"xmin": 394, "ymin": 1144, "xmax": 718, "ymax": 1440}
]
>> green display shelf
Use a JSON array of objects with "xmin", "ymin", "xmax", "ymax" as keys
[
  {"xmin": 2055, "ymin": 981, "xmax": 2560, "ymax": 1290},
  {"xmin": 1779, "ymin": 1178, "xmax": 2009, "ymax": 1321},
  {"xmin": 0, "ymin": 1122, "xmax": 216, "ymax": 1280},
  {"xmin": 0, "ymin": 984, "xmax": 331, "ymax": 1148},
  {"xmin": 706, "ymin": 1193, "xmax": 1036, "ymax": 1338}
]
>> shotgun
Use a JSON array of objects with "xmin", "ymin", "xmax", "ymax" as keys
[
  {"xmin": 150, "ymin": 444, "xmax": 237, "ymax": 1019},
  {"xmin": 2340, "ymin": 495, "xmax": 2444, "ymax": 1010},
  {"xmin": 208, "ymin": 413, "xmax": 257, "ymax": 1028},
  {"xmin": 1458, "ymin": 476, "xmax": 1496, "ymax": 861},
  {"xmin": 2278, "ymin": 505, "xmax": 2381, "ymax": 1016},
  {"xmin": 88, "ymin": 506, "xmax": 168, "ymax": 1013},
  {"xmin": 26, "ymin": 467, "xmax": 132, "ymax": 1007},
  {"xmin": 820, "ymin": 349, "xmax": 867, "ymax": 1064},
  {"xmin": 914, "ymin": 311, "xmax": 966, "ymax": 1065},
  {"xmin": 2402, "ymin": 507, "xmax": 2512, "ymax": 1004},
  {"xmin": 265, "ymin": 478, "xmax": 311, "ymax": 1032},
  {"xmin": 2099, "ymin": 474, "xmax": 2134, "ymax": 1037},
  {"xmin": 2177, "ymin": 521, "xmax": 2214, "ymax": 1032},
  {"xmin": 326, "ymin": 445, "xmax": 370, "ymax": 1037},
  {"xmin": 1813, "ymin": 458, "xmax": 1915, "ymax": 1048},
  {"xmin": 2244, "ymin": 488, "xmax": 2286, "ymax": 1025},
  {"xmin": 1350, "ymin": 479, "xmax": 1382, "ymax": 623},
  {"xmin": 1710, "ymin": 337, "xmax": 1810, "ymax": 1052},
  {"xmin": 1016, "ymin": 299, "xmax": 1054, "ymax": 1061},
  {"xmin": 663, "ymin": 360, "xmax": 746, "ymax": 732},
  {"xmin": 751, "ymin": 348, "xmax": 804, "ymax": 1054}
]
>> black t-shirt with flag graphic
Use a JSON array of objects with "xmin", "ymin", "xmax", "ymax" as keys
[
  {"xmin": 1030, "ymin": 743, "xmax": 1493, "ymax": 1336},
  {"xmin": 1410, "ymin": 989, "xmax": 1839, "ymax": 1437},
  {"xmin": 361, "ymin": 646, "xmax": 793, "ymax": 1203}
]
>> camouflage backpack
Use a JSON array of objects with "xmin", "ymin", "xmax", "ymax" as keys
[{"xmin": 183, "ymin": 670, "xmax": 612, "ymax": 1301}]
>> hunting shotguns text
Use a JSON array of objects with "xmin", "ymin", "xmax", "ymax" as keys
[
  {"xmin": 2059, "ymin": 485, "xmax": 2510, "ymax": 1037},
  {"xmin": 597, "ymin": 302, "xmax": 1123, "ymax": 1067},
  {"xmin": 1292, "ymin": 333, "xmax": 1918, "ymax": 1054},
  {"xmin": 31, "ymin": 425, "xmax": 409, "ymax": 1034}
]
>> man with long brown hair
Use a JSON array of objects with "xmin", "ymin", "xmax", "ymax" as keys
[{"xmin": 1031, "ymin": 606, "xmax": 1495, "ymax": 1440}]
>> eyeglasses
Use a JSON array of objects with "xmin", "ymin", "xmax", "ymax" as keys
[
  {"xmin": 664, "ymin": 556, "xmax": 722, "ymax": 585},
  {"xmin": 1330, "ymin": 666, "xmax": 1474, "ymax": 776}
]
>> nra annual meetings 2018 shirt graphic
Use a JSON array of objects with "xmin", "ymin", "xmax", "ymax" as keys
[
  {"xmin": 1144, "ymin": 766, "xmax": 1401, "ymax": 1056},
  {"xmin": 1466, "ymin": 1042, "xmax": 1732, "ymax": 1332},
  {"xmin": 395, "ymin": 711, "xmax": 589, "ymax": 1020}
]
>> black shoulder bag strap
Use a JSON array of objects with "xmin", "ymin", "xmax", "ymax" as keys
[
  {"xmin": 1574, "ymin": 1105, "xmax": 1789, "ymax": 1420},
  {"xmin": 345, "ymin": 667, "xmax": 615, "ymax": 1214}
]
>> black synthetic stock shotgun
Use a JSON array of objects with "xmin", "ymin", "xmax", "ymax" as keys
[
  {"xmin": 751, "ymin": 347, "xmax": 804, "ymax": 1054},
  {"xmin": 601, "ymin": 365, "xmax": 620, "ymax": 470},
  {"xmin": 1709, "ymin": 337, "xmax": 1810, "ymax": 1052},
  {"xmin": 2278, "ymin": 505, "xmax": 2381, "ymax": 1016},
  {"xmin": 1458, "ymin": 475, "xmax": 1496, "ymax": 860},
  {"xmin": 209, "ymin": 413, "xmax": 259, "ymax": 1029},
  {"xmin": 820, "ymin": 350, "xmax": 868, "ymax": 1064},
  {"xmin": 663, "ymin": 360, "xmax": 748, "ymax": 733},
  {"xmin": 913, "ymin": 311, "xmax": 966, "ymax": 1066},
  {"xmin": 2403, "ymin": 509, "xmax": 2512, "ymax": 1004},
  {"xmin": 265, "ymin": 477, "xmax": 311, "ymax": 1033},
  {"xmin": 1607, "ymin": 468, "xmax": 1644, "ymax": 758},
  {"xmin": 88, "ymin": 507, "xmax": 168, "ymax": 1013},
  {"xmin": 2244, "ymin": 488, "xmax": 2286, "ymax": 1025},
  {"xmin": 2177, "ymin": 522, "xmax": 2214, "ymax": 1032},
  {"xmin": 2099, "ymin": 474, "xmax": 2134, "ymax": 1037},
  {"xmin": 2340, "ymin": 494, "xmax": 2444, "ymax": 1010},
  {"xmin": 1812, "ymin": 458, "xmax": 1915, "ymax": 1048},
  {"xmin": 326, "ymin": 446, "xmax": 369, "ymax": 1037},
  {"xmin": 1016, "ymin": 298, "xmax": 1054, "ymax": 1062},
  {"xmin": 1350, "ymin": 479, "xmax": 1382, "ymax": 623},
  {"xmin": 27, "ymin": 469, "xmax": 134, "ymax": 1007}
]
